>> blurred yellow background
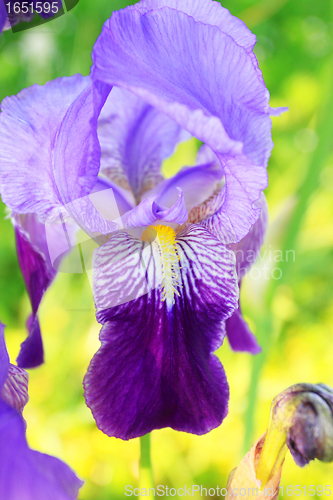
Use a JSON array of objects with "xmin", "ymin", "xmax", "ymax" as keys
[{"xmin": 1, "ymin": 0, "xmax": 333, "ymax": 498}]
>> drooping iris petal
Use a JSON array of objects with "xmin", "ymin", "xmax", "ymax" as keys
[
  {"xmin": 225, "ymin": 300, "xmax": 261, "ymax": 355},
  {"xmin": 126, "ymin": 189, "xmax": 188, "ymax": 227},
  {"xmin": 92, "ymin": 2, "xmax": 272, "ymax": 242},
  {"xmin": 84, "ymin": 225, "xmax": 238, "ymax": 439},
  {"xmin": 12, "ymin": 213, "xmax": 65, "ymax": 368},
  {"xmin": 225, "ymin": 194, "xmax": 268, "ymax": 353},
  {"xmin": 98, "ymin": 86, "xmax": 188, "ymax": 200},
  {"xmin": 0, "ymin": 75, "xmax": 115, "ymax": 234}
]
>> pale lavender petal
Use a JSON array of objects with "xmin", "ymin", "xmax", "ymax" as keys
[
  {"xmin": 136, "ymin": 0, "xmax": 257, "ymax": 52},
  {"xmin": 0, "ymin": 400, "xmax": 83, "ymax": 500},
  {"xmin": 0, "ymin": 75, "xmax": 114, "ymax": 234},
  {"xmin": 98, "ymin": 86, "xmax": 188, "ymax": 200},
  {"xmin": 92, "ymin": 5, "xmax": 271, "ymax": 242},
  {"xmin": 201, "ymin": 155, "xmax": 268, "ymax": 244},
  {"xmin": 85, "ymin": 225, "xmax": 238, "ymax": 439},
  {"xmin": 126, "ymin": 189, "xmax": 188, "ymax": 227},
  {"xmin": 91, "ymin": 177, "xmax": 135, "ymax": 218},
  {"xmin": 142, "ymin": 161, "xmax": 223, "ymax": 213}
]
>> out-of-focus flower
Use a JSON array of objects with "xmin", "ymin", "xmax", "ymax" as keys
[
  {"xmin": 0, "ymin": 0, "xmax": 285, "ymax": 439},
  {"xmin": 0, "ymin": 322, "xmax": 83, "ymax": 499},
  {"xmin": 226, "ymin": 383, "xmax": 333, "ymax": 499}
]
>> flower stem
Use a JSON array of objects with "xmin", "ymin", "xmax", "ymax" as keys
[{"xmin": 140, "ymin": 433, "xmax": 155, "ymax": 498}]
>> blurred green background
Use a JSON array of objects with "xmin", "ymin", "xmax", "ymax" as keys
[{"xmin": 1, "ymin": 0, "xmax": 333, "ymax": 498}]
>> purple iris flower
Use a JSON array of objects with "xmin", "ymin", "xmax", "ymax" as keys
[
  {"xmin": 0, "ymin": 323, "xmax": 83, "ymax": 499},
  {"xmin": 0, "ymin": 0, "xmax": 284, "ymax": 439}
]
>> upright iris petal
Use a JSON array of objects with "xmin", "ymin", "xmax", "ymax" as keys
[
  {"xmin": 98, "ymin": 86, "xmax": 189, "ymax": 200},
  {"xmin": 91, "ymin": 0, "xmax": 275, "ymax": 243},
  {"xmin": 0, "ymin": 323, "xmax": 83, "ymax": 499},
  {"xmin": 0, "ymin": 0, "xmax": 280, "ymax": 439}
]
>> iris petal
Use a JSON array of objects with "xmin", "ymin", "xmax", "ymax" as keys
[
  {"xmin": 142, "ymin": 161, "xmax": 223, "ymax": 213},
  {"xmin": 85, "ymin": 225, "xmax": 238, "ymax": 439},
  {"xmin": 12, "ymin": 213, "xmax": 77, "ymax": 368},
  {"xmin": 92, "ymin": 4, "xmax": 271, "ymax": 242},
  {"xmin": 98, "ymin": 86, "xmax": 188, "ymax": 200}
]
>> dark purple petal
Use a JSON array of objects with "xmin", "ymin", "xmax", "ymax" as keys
[
  {"xmin": 92, "ymin": 4, "xmax": 273, "ymax": 241},
  {"xmin": 16, "ymin": 316, "xmax": 44, "ymax": 369},
  {"xmin": 0, "ymin": 75, "xmax": 115, "ymax": 234},
  {"xmin": 0, "ymin": 400, "xmax": 83, "ymax": 500},
  {"xmin": 126, "ymin": 189, "xmax": 188, "ymax": 227},
  {"xmin": 225, "ymin": 305, "xmax": 261, "ymax": 355},
  {"xmin": 98, "ymin": 86, "xmax": 188, "ymax": 200},
  {"xmin": 13, "ymin": 214, "xmax": 57, "ymax": 368},
  {"xmin": 85, "ymin": 225, "xmax": 238, "ymax": 439}
]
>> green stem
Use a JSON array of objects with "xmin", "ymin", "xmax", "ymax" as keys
[{"xmin": 140, "ymin": 434, "xmax": 155, "ymax": 498}]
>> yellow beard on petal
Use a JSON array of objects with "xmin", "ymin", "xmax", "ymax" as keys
[{"xmin": 141, "ymin": 224, "xmax": 181, "ymax": 305}]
